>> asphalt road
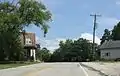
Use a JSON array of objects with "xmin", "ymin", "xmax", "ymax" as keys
[{"xmin": 0, "ymin": 63, "xmax": 102, "ymax": 76}]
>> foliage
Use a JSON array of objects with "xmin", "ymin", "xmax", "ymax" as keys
[
  {"xmin": 100, "ymin": 29, "xmax": 111, "ymax": 44},
  {"xmin": 0, "ymin": 23, "xmax": 24, "ymax": 61},
  {"xmin": 0, "ymin": 1, "xmax": 23, "ymax": 61},
  {"xmin": 0, "ymin": 0, "xmax": 52, "ymax": 35},
  {"xmin": 111, "ymin": 22, "xmax": 120, "ymax": 40},
  {"xmin": 36, "ymin": 48, "xmax": 51, "ymax": 62},
  {"xmin": 101, "ymin": 22, "xmax": 120, "ymax": 44},
  {"xmin": 17, "ymin": 0, "xmax": 52, "ymax": 36},
  {"xmin": 0, "ymin": 0, "xmax": 52, "ymax": 61},
  {"xmin": 50, "ymin": 38, "xmax": 98, "ymax": 62}
]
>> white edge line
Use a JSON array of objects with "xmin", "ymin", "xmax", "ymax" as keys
[{"xmin": 79, "ymin": 63, "xmax": 89, "ymax": 76}]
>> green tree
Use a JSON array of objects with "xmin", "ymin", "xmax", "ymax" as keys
[
  {"xmin": 17, "ymin": 0, "xmax": 52, "ymax": 36},
  {"xmin": 0, "ymin": 1, "xmax": 24, "ymax": 61},
  {"xmin": 51, "ymin": 38, "xmax": 95, "ymax": 62},
  {"xmin": 37, "ymin": 48, "xmax": 51, "ymax": 62},
  {"xmin": 0, "ymin": 0, "xmax": 52, "ymax": 61},
  {"xmin": 17, "ymin": 0, "xmax": 52, "ymax": 44},
  {"xmin": 100, "ymin": 29, "xmax": 111, "ymax": 44},
  {"xmin": 111, "ymin": 22, "xmax": 120, "ymax": 40},
  {"xmin": 0, "ymin": 16, "xmax": 23, "ymax": 61},
  {"xmin": 50, "ymin": 48, "xmax": 62, "ymax": 62},
  {"xmin": 72, "ymin": 38, "xmax": 93, "ymax": 61}
]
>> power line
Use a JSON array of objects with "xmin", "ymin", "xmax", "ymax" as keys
[{"xmin": 90, "ymin": 14, "xmax": 101, "ymax": 60}]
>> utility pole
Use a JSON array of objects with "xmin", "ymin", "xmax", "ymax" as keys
[{"xmin": 90, "ymin": 14, "xmax": 101, "ymax": 60}]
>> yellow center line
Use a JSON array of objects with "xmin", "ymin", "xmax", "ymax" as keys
[{"xmin": 23, "ymin": 66, "xmax": 52, "ymax": 76}]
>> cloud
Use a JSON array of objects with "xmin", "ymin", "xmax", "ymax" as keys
[
  {"xmin": 80, "ymin": 33, "xmax": 101, "ymax": 45},
  {"xmin": 36, "ymin": 37, "xmax": 66, "ymax": 52},
  {"xmin": 36, "ymin": 36, "xmax": 40, "ymax": 44},
  {"xmin": 36, "ymin": 33, "xmax": 101, "ymax": 52}
]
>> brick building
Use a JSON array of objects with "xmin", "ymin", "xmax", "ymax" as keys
[{"xmin": 20, "ymin": 32, "xmax": 37, "ymax": 61}]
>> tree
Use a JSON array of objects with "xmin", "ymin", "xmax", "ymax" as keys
[
  {"xmin": 50, "ymin": 38, "xmax": 96, "ymax": 62},
  {"xmin": 111, "ymin": 22, "xmax": 120, "ymax": 40},
  {"xmin": 100, "ymin": 22, "xmax": 120, "ymax": 43},
  {"xmin": 72, "ymin": 38, "xmax": 93, "ymax": 61},
  {"xmin": 0, "ymin": 0, "xmax": 52, "ymax": 61},
  {"xmin": 17, "ymin": 0, "xmax": 52, "ymax": 36},
  {"xmin": 36, "ymin": 48, "xmax": 51, "ymax": 62},
  {"xmin": 50, "ymin": 48, "xmax": 62, "ymax": 62},
  {"xmin": 0, "ymin": 1, "xmax": 24, "ymax": 61},
  {"xmin": 100, "ymin": 29, "xmax": 111, "ymax": 44},
  {"xmin": 16, "ymin": 0, "xmax": 52, "ymax": 45}
]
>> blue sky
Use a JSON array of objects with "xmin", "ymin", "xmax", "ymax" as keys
[{"xmin": 26, "ymin": 0, "xmax": 120, "ymax": 51}]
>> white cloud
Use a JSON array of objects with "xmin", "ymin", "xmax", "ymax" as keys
[
  {"xmin": 36, "ymin": 33, "xmax": 101, "ymax": 52},
  {"xmin": 36, "ymin": 36, "xmax": 41, "ymax": 44},
  {"xmin": 36, "ymin": 37, "xmax": 66, "ymax": 52},
  {"xmin": 80, "ymin": 33, "xmax": 101, "ymax": 45}
]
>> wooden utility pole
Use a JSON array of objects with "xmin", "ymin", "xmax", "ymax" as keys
[{"xmin": 90, "ymin": 14, "xmax": 101, "ymax": 60}]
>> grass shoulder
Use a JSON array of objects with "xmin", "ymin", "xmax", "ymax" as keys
[{"xmin": 0, "ymin": 61, "xmax": 40, "ymax": 69}]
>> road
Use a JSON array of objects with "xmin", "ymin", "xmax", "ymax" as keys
[{"xmin": 0, "ymin": 63, "xmax": 102, "ymax": 76}]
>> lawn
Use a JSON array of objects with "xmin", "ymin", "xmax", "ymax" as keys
[{"xmin": 0, "ymin": 62, "xmax": 39, "ymax": 69}]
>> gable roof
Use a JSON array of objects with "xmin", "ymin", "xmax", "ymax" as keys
[{"xmin": 99, "ymin": 40, "xmax": 120, "ymax": 50}]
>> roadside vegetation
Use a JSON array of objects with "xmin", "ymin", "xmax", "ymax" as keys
[
  {"xmin": 37, "ymin": 22, "xmax": 120, "ymax": 62},
  {"xmin": 36, "ymin": 38, "xmax": 99, "ymax": 62},
  {"xmin": 101, "ymin": 22, "xmax": 120, "ymax": 44},
  {"xmin": 0, "ymin": 0, "xmax": 52, "ymax": 62},
  {"xmin": 0, "ymin": 0, "xmax": 120, "ymax": 69},
  {"xmin": 0, "ymin": 61, "xmax": 39, "ymax": 69}
]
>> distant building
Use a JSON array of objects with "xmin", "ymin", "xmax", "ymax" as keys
[
  {"xmin": 99, "ymin": 40, "xmax": 120, "ymax": 60},
  {"xmin": 20, "ymin": 32, "xmax": 37, "ymax": 61}
]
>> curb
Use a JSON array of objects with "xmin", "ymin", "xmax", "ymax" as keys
[{"xmin": 79, "ymin": 63, "xmax": 109, "ymax": 76}]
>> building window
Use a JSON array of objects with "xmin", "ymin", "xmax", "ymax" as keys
[
  {"xmin": 105, "ymin": 52, "xmax": 110, "ymax": 56},
  {"xmin": 26, "ymin": 38, "xmax": 32, "ymax": 45},
  {"xmin": 29, "ymin": 41, "xmax": 32, "ymax": 43}
]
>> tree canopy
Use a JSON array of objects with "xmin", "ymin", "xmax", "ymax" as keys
[
  {"xmin": 111, "ymin": 22, "xmax": 120, "ymax": 40},
  {"xmin": 36, "ymin": 48, "xmax": 51, "ymax": 62},
  {"xmin": 100, "ymin": 29, "xmax": 111, "ymax": 44},
  {"xmin": 18, "ymin": 0, "xmax": 52, "ymax": 36},
  {"xmin": 0, "ymin": 0, "xmax": 52, "ymax": 36},
  {"xmin": 0, "ymin": 0, "xmax": 52, "ymax": 61},
  {"xmin": 50, "ymin": 38, "xmax": 98, "ymax": 62},
  {"xmin": 101, "ymin": 22, "xmax": 120, "ymax": 44}
]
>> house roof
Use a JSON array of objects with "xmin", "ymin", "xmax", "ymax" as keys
[{"xmin": 99, "ymin": 40, "xmax": 120, "ymax": 49}]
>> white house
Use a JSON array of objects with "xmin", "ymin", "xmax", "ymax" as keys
[{"xmin": 99, "ymin": 40, "xmax": 120, "ymax": 60}]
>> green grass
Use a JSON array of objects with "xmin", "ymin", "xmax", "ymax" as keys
[{"xmin": 0, "ymin": 62, "xmax": 39, "ymax": 69}]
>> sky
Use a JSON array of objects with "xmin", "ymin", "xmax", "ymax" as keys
[{"xmin": 26, "ymin": 0, "xmax": 120, "ymax": 52}]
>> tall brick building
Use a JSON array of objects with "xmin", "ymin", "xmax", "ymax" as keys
[{"xmin": 20, "ymin": 32, "xmax": 37, "ymax": 61}]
